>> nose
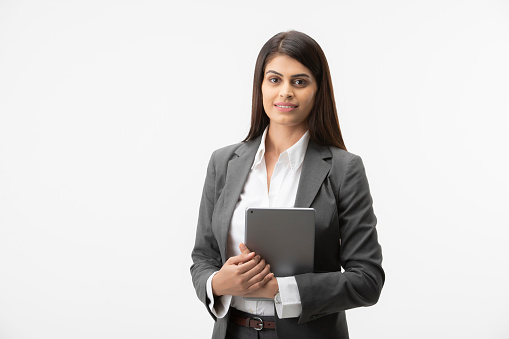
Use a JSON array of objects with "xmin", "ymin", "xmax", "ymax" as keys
[{"xmin": 279, "ymin": 83, "xmax": 294, "ymax": 99}]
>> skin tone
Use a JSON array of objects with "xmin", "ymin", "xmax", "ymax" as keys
[
  {"xmin": 262, "ymin": 54, "xmax": 318, "ymax": 190},
  {"xmin": 211, "ymin": 54, "xmax": 318, "ymax": 299},
  {"xmin": 212, "ymin": 243, "xmax": 277, "ymax": 299},
  {"xmin": 212, "ymin": 244, "xmax": 274, "ymax": 297}
]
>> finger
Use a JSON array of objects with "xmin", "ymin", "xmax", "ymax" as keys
[
  {"xmin": 247, "ymin": 263, "xmax": 271, "ymax": 286},
  {"xmin": 246, "ymin": 273, "xmax": 274, "ymax": 293},
  {"xmin": 239, "ymin": 243, "xmax": 252, "ymax": 255},
  {"xmin": 237, "ymin": 244, "xmax": 252, "ymax": 265},
  {"xmin": 243, "ymin": 258, "xmax": 267, "ymax": 280},
  {"xmin": 226, "ymin": 251, "xmax": 255, "ymax": 265},
  {"xmin": 236, "ymin": 255, "xmax": 262, "ymax": 274}
]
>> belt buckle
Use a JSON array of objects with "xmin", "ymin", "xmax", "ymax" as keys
[{"xmin": 252, "ymin": 316, "xmax": 263, "ymax": 331}]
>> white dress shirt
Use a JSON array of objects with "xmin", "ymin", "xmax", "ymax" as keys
[{"xmin": 205, "ymin": 126, "xmax": 310, "ymax": 319}]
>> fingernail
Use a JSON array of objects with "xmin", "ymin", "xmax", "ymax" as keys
[{"xmin": 240, "ymin": 243, "xmax": 246, "ymax": 250}]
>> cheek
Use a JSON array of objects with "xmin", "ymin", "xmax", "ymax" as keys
[
  {"xmin": 262, "ymin": 84, "xmax": 273, "ymax": 99},
  {"xmin": 262, "ymin": 86, "xmax": 277, "ymax": 107},
  {"xmin": 261, "ymin": 87, "xmax": 271, "ymax": 111},
  {"xmin": 303, "ymin": 90, "xmax": 317, "ymax": 110}
]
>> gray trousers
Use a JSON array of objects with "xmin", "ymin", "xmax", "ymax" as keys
[{"xmin": 226, "ymin": 308, "xmax": 278, "ymax": 339}]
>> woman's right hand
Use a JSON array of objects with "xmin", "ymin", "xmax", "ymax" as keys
[{"xmin": 211, "ymin": 247, "xmax": 273, "ymax": 297}]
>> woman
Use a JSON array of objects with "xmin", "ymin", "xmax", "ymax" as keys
[{"xmin": 191, "ymin": 30, "xmax": 384, "ymax": 339}]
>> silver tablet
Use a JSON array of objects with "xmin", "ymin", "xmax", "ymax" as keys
[{"xmin": 244, "ymin": 207, "xmax": 315, "ymax": 278}]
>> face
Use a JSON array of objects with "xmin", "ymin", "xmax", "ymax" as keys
[{"xmin": 261, "ymin": 54, "xmax": 318, "ymax": 130}]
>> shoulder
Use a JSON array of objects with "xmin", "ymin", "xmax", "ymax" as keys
[
  {"xmin": 209, "ymin": 141, "xmax": 244, "ymax": 166},
  {"xmin": 326, "ymin": 146, "xmax": 362, "ymax": 169},
  {"xmin": 323, "ymin": 145, "xmax": 368, "ymax": 187},
  {"xmin": 209, "ymin": 136, "xmax": 262, "ymax": 165}
]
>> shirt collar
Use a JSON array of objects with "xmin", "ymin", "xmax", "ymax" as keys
[
  {"xmin": 251, "ymin": 126, "xmax": 310, "ymax": 172},
  {"xmin": 251, "ymin": 127, "xmax": 268, "ymax": 170}
]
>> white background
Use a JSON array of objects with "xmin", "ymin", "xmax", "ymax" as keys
[{"xmin": 1, "ymin": 0, "xmax": 508, "ymax": 338}]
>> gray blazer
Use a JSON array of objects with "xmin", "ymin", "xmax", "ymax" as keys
[{"xmin": 190, "ymin": 135, "xmax": 384, "ymax": 339}]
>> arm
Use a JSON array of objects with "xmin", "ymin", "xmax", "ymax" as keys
[
  {"xmin": 295, "ymin": 155, "xmax": 385, "ymax": 324},
  {"xmin": 240, "ymin": 244, "xmax": 302, "ymax": 319},
  {"xmin": 190, "ymin": 153, "xmax": 273, "ymax": 319},
  {"xmin": 205, "ymin": 251, "xmax": 273, "ymax": 318},
  {"xmin": 190, "ymin": 152, "xmax": 223, "ymax": 320}
]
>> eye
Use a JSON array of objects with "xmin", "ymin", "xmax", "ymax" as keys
[
  {"xmin": 294, "ymin": 79, "xmax": 307, "ymax": 86},
  {"xmin": 269, "ymin": 77, "xmax": 280, "ymax": 84}
]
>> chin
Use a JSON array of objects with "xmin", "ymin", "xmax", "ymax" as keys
[{"xmin": 271, "ymin": 120, "xmax": 306, "ymax": 128}]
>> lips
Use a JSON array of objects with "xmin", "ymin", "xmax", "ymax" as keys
[
  {"xmin": 274, "ymin": 102, "xmax": 298, "ymax": 112},
  {"xmin": 274, "ymin": 102, "xmax": 298, "ymax": 108}
]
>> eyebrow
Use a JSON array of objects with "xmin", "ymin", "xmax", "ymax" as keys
[{"xmin": 266, "ymin": 70, "xmax": 311, "ymax": 78}]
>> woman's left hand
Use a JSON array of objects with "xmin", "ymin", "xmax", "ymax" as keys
[{"xmin": 238, "ymin": 243, "xmax": 279, "ymax": 299}]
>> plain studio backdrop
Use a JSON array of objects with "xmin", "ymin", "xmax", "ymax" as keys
[{"xmin": 1, "ymin": 0, "xmax": 508, "ymax": 338}]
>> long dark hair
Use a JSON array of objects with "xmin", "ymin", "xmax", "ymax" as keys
[{"xmin": 243, "ymin": 30, "xmax": 347, "ymax": 151}]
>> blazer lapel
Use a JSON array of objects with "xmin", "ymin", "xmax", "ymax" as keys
[
  {"xmin": 294, "ymin": 140, "xmax": 332, "ymax": 208},
  {"xmin": 217, "ymin": 136, "xmax": 262, "ymax": 261}
]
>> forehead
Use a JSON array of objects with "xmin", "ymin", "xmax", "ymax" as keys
[{"xmin": 264, "ymin": 54, "xmax": 313, "ymax": 76}]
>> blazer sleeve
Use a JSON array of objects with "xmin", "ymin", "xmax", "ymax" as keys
[
  {"xmin": 295, "ymin": 154, "xmax": 385, "ymax": 324},
  {"xmin": 190, "ymin": 151, "xmax": 223, "ymax": 321}
]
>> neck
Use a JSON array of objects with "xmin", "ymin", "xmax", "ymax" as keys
[{"xmin": 265, "ymin": 123, "xmax": 308, "ymax": 155}]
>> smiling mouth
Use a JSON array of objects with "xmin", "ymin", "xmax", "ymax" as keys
[{"xmin": 274, "ymin": 103, "xmax": 298, "ymax": 112}]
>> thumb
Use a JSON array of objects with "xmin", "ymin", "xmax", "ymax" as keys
[
  {"xmin": 227, "ymin": 251, "xmax": 255, "ymax": 265},
  {"xmin": 239, "ymin": 243, "xmax": 252, "ymax": 255}
]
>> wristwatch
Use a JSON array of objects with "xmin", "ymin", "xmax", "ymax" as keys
[{"xmin": 274, "ymin": 290, "xmax": 281, "ymax": 304}]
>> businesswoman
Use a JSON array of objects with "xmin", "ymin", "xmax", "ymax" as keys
[{"xmin": 191, "ymin": 30, "xmax": 384, "ymax": 339}]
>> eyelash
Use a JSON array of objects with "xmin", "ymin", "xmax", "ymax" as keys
[{"xmin": 268, "ymin": 77, "xmax": 307, "ymax": 86}]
